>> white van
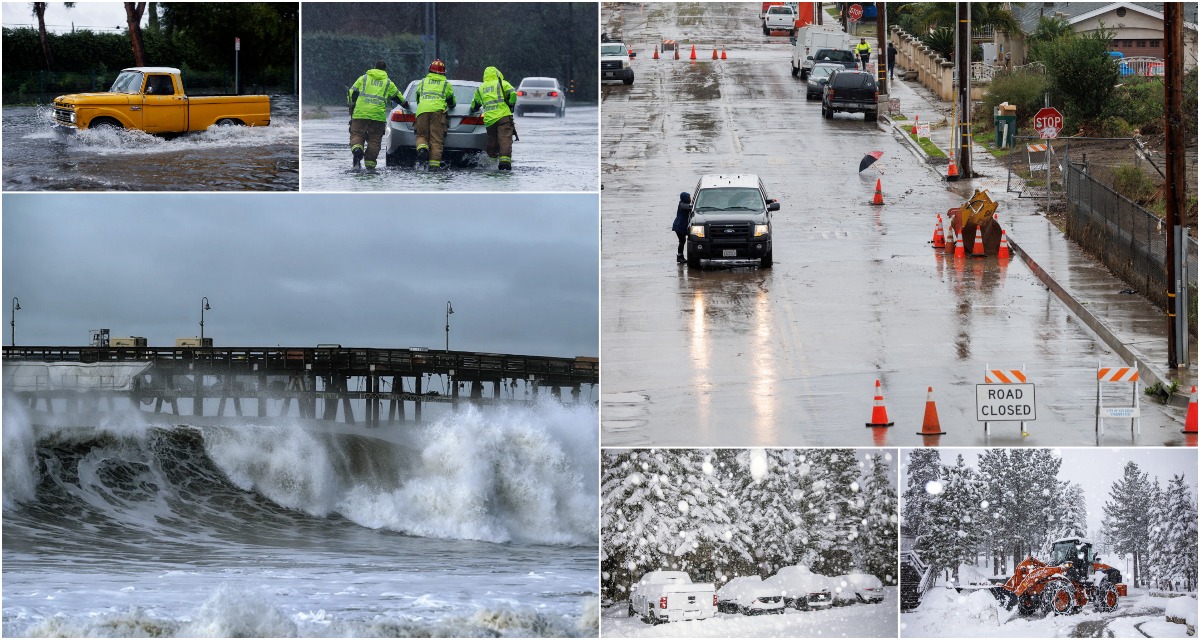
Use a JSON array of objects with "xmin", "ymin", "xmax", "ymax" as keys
[{"xmin": 792, "ymin": 26, "xmax": 851, "ymax": 78}]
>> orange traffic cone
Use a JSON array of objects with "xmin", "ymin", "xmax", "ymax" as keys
[
  {"xmin": 971, "ymin": 226, "xmax": 986, "ymax": 257},
  {"xmin": 953, "ymin": 231, "xmax": 966, "ymax": 258},
  {"xmin": 944, "ymin": 226, "xmax": 957, "ymax": 254},
  {"xmin": 1184, "ymin": 386, "xmax": 1197, "ymax": 434},
  {"xmin": 712, "ymin": 47, "xmax": 718, "ymax": 60},
  {"xmin": 653, "ymin": 46, "xmax": 659, "ymax": 60},
  {"xmin": 870, "ymin": 179, "xmax": 884, "ymax": 205},
  {"xmin": 690, "ymin": 44, "xmax": 697, "ymax": 60},
  {"xmin": 917, "ymin": 386, "xmax": 947, "ymax": 435},
  {"xmin": 675, "ymin": 47, "xmax": 680, "ymax": 60},
  {"xmin": 933, "ymin": 217, "xmax": 946, "ymax": 249},
  {"xmin": 866, "ymin": 379, "xmax": 895, "ymax": 427},
  {"xmin": 628, "ymin": 46, "xmax": 634, "ymax": 59},
  {"xmin": 997, "ymin": 230, "xmax": 1011, "ymax": 259},
  {"xmin": 721, "ymin": 47, "xmax": 727, "ymax": 60},
  {"xmin": 910, "ymin": 115, "xmax": 919, "ymax": 135},
  {"xmin": 947, "ymin": 153, "xmax": 959, "ymax": 181},
  {"xmin": 931, "ymin": 214, "xmax": 942, "ymax": 243}
]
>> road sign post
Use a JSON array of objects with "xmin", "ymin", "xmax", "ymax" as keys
[
  {"xmin": 1034, "ymin": 106, "xmax": 1062, "ymax": 213},
  {"xmin": 235, "ymin": 37, "xmax": 241, "ymax": 95}
]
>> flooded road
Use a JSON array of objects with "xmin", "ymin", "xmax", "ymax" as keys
[
  {"xmin": 600, "ymin": 2, "xmax": 1187, "ymax": 447},
  {"xmin": 1, "ymin": 96, "xmax": 299, "ymax": 191},
  {"xmin": 301, "ymin": 106, "xmax": 599, "ymax": 192}
]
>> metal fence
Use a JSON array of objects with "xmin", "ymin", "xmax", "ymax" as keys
[{"xmin": 1065, "ymin": 160, "xmax": 1198, "ymax": 331}]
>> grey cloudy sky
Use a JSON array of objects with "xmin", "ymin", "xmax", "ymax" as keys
[
  {"xmin": 2, "ymin": 193, "xmax": 598, "ymax": 358},
  {"xmin": 2, "ymin": 2, "xmax": 145, "ymax": 34},
  {"xmin": 903, "ymin": 448, "xmax": 1197, "ymax": 541}
]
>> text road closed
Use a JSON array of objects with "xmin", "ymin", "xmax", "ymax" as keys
[{"xmin": 976, "ymin": 384, "xmax": 1037, "ymax": 421}]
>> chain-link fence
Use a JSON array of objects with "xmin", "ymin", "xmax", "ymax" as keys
[
  {"xmin": 1065, "ymin": 160, "xmax": 1198, "ymax": 334},
  {"xmin": 3, "ymin": 68, "xmax": 294, "ymax": 103}
]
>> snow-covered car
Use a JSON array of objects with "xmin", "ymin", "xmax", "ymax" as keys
[
  {"xmin": 837, "ymin": 572, "xmax": 886, "ymax": 604},
  {"xmin": 764, "ymin": 565, "xmax": 833, "ymax": 610},
  {"xmin": 515, "ymin": 77, "xmax": 565, "ymax": 117},
  {"xmin": 715, "ymin": 576, "xmax": 785, "ymax": 615},
  {"xmin": 383, "ymin": 79, "xmax": 486, "ymax": 167},
  {"xmin": 629, "ymin": 570, "xmax": 717, "ymax": 624}
]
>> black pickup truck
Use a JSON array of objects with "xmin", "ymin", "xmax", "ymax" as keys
[{"xmin": 821, "ymin": 69, "xmax": 879, "ymax": 121}]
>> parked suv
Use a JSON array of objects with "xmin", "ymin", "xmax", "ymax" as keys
[
  {"xmin": 821, "ymin": 69, "xmax": 878, "ymax": 121},
  {"xmin": 684, "ymin": 174, "xmax": 779, "ymax": 268}
]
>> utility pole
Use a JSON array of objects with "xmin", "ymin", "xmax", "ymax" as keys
[
  {"xmin": 956, "ymin": 2, "xmax": 972, "ymax": 178},
  {"xmin": 876, "ymin": 3, "xmax": 887, "ymax": 95},
  {"xmin": 1164, "ymin": 3, "xmax": 1184, "ymax": 368}
]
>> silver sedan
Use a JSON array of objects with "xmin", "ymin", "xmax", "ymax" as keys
[
  {"xmin": 384, "ymin": 79, "xmax": 486, "ymax": 167},
  {"xmin": 515, "ymin": 77, "xmax": 566, "ymax": 117}
]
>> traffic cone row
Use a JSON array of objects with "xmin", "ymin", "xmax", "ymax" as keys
[
  {"xmin": 864, "ymin": 381, "xmax": 949, "ymax": 435},
  {"xmin": 870, "ymin": 179, "xmax": 884, "ymax": 205},
  {"xmin": 1184, "ymin": 386, "xmax": 1197, "ymax": 434}
]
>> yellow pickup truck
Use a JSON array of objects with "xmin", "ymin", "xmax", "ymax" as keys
[{"xmin": 52, "ymin": 66, "xmax": 271, "ymax": 133}]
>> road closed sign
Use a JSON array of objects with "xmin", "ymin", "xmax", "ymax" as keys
[{"xmin": 976, "ymin": 384, "xmax": 1037, "ymax": 421}]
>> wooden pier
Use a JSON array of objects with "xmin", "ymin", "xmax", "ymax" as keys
[{"xmin": 2, "ymin": 346, "xmax": 600, "ymax": 426}]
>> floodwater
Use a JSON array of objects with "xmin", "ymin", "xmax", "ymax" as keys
[
  {"xmin": 1, "ymin": 96, "xmax": 299, "ymax": 191},
  {"xmin": 301, "ymin": 106, "xmax": 599, "ymax": 192},
  {"xmin": 599, "ymin": 3, "xmax": 1189, "ymax": 447}
]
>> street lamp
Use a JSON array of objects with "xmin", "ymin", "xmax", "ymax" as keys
[
  {"xmin": 10, "ymin": 297, "xmax": 20, "ymax": 346},
  {"xmin": 200, "ymin": 296, "xmax": 211, "ymax": 343},
  {"xmin": 445, "ymin": 301, "xmax": 454, "ymax": 351}
]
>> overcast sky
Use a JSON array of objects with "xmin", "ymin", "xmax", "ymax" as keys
[
  {"xmin": 2, "ymin": 193, "xmax": 598, "ymax": 358},
  {"xmin": 903, "ymin": 448, "xmax": 1197, "ymax": 540},
  {"xmin": 2, "ymin": 2, "xmax": 146, "ymax": 34}
]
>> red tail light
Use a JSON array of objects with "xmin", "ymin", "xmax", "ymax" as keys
[
  {"xmin": 460, "ymin": 116, "xmax": 485, "ymax": 126},
  {"xmin": 516, "ymin": 90, "xmax": 525, "ymax": 96},
  {"xmin": 713, "ymin": 594, "xmax": 718, "ymax": 606},
  {"xmin": 659, "ymin": 596, "xmax": 667, "ymax": 609},
  {"xmin": 390, "ymin": 112, "xmax": 415, "ymax": 123},
  {"xmin": 548, "ymin": 91, "xmax": 559, "ymax": 97}
]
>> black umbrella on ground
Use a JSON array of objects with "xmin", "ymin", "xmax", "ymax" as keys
[{"xmin": 859, "ymin": 150, "xmax": 884, "ymax": 172}]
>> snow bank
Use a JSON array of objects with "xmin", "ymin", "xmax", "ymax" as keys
[
  {"xmin": 1164, "ymin": 594, "xmax": 1197, "ymax": 627},
  {"xmin": 901, "ymin": 587, "xmax": 1014, "ymax": 636}
]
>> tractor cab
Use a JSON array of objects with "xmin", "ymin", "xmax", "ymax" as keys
[{"xmin": 1048, "ymin": 538, "xmax": 1095, "ymax": 581}]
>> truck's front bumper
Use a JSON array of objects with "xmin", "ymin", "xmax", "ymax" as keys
[{"xmin": 689, "ymin": 237, "xmax": 771, "ymax": 260}]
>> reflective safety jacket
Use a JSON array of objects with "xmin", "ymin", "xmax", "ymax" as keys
[
  {"xmin": 469, "ymin": 66, "xmax": 517, "ymax": 127},
  {"xmin": 856, "ymin": 41, "xmax": 872, "ymax": 55},
  {"xmin": 415, "ymin": 72, "xmax": 457, "ymax": 115},
  {"xmin": 348, "ymin": 68, "xmax": 404, "ymax": 121}
]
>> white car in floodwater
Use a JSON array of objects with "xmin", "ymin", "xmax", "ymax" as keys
[{"xmin": 384, "ymin": 79, "xmax": 486, "ymax": 168}]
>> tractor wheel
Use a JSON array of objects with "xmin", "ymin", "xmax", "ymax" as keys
[
  {"xmin": 1040, "ymin": 580, "xmax": 1077, "ymax": 615},
  {"xmin": 1093, "ymin": 582, "xmax": 1118, "ymax": 613},
  {"xmin": 1017, "ymin": 595, "xmax": 1039, "ymax": 616}
]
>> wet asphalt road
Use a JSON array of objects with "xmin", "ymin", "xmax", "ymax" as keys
[
  {"xmin": 301, "ymin": 106, "xmax": 599, "ymax": 191},
  {"xmin": 2, "ymin": 96, "xmax": 299, "ymax": 191},
  {"xmin": 600, "ymin": 2, "xmax": 1188, "ymax": 447}
]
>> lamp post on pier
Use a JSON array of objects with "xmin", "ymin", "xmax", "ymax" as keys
[
  {"xmin": 445, "ymin": 301, "xmax": 454, "ymax": 351},
  {"xmin": 10, "ymin": 297, "xmax": 20, "ymax": 346},
  {"xmin": 200, "ymin": 297, "xmax": 211, "ymax": 343}
]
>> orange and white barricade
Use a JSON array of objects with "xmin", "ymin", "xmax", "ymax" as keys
[
  {"xmin": 1096, "ymin": 364, "xmax": 1140, "ymax": 438},
  {"xmin": 984, "ymin": 364, "xmax": 1030, "ymax": 436}
]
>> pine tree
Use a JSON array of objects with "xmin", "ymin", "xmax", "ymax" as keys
[
  {"xmin": 1103, "ymin": 461, "xmax": 1152, "ymax": 587},
  {"xmin": 859, "ymin": 452, "xmax": 898, "ymax": 584},
  {"xmin": 1146, "ymin": 478, "xmax": 1170, "ymax": 590},
  {"xmin": 977, "ymin": 448, "xmax": 1015, "ymax": 575},
  {"xmin": 1162, "ymin": 474, "xmax": 1197, "ymax": 591},
  {"xmin": 809, "ymin": 449, "xmax": 866, "ymax": 576},
  {"xmin": 917, "ymin": 455, "xmax": 985, "ymax": 582},
  {"xmin": 902, "ymin": 449, "xmax": 942, "ymax": 546}
]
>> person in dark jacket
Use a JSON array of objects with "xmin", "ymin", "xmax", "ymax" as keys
[
  {"xmin": 672, "ymin": 192, "xmax": 691, "ymax": 263},
  {"xmin": 887, "ymin": 43, "xmax": 898, "ymax": 81}
]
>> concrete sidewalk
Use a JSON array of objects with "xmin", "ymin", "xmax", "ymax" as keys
[{"xmin": 880, "ymin": 74, "xmax": 1196, "ymax": 409}]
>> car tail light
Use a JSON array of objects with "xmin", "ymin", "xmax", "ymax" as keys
[
  {"xmin": 659, "ymin": 596, "xmax": 668, "ymax": 609},
  {"xmin": 713, "ymin": 594, "xmax": 719, "ymax": 606},
  {"xmin": 516, "ymin": 90, "xmax": 525, "ymax": 96},
  {"xmin": 828, "ymin": 89, "xmax": 834, "ymax": 99},
  {"xmin": 390, "ymin": 112, "xmax": 415, "ymax": 123},
  {"xmin": 548, "ymin": 91, "xmax": 559, "ymax": 97},
  {"xmin": 461, "ymin": 116, "xmax": 485, "ymax": 126}
]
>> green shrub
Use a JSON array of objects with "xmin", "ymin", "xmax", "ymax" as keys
[
  {"xmin": 978, "ymin": 71, "xmax": 1049, "ymax": 125},
  {"xmin": 1112, "ymin": 164, "xmax": 1156, "ymax": 204},
  {"xmin": 921, "ymin": 26, "xmax": 954, "ymax": 60}
]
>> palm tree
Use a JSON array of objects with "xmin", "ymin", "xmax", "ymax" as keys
[
  {"xmin": 905, "ymin": 2, "xmax": 1021, "ymax": 37},
  {"xmin": 30, "ymin": 2, "xmax": 74, "ymax": 70}
]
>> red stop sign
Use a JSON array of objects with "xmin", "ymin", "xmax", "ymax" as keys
[
  {"xmin": 848, "ymin": 4, "xmax": 863, "ymax": 21},
  {"xmin": 1034, "ymin": 107, "xmax": 1063, "ymax": 139}
]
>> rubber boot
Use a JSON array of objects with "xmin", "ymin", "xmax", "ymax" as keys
[
  {"xmin": 427, "ymin": 160, "xmax": 442, "ymax": 172},
  {"xmin": 676, "ymin": 253, "xmax": 685, "ymax": 263},
  {"xmin": 416, "ymin": 147, "xmax": 429, "ymax": 163},
  {"xmin": 498, "ymin": 156, "xmax": 512, "ymax": 171},
  {"xmin": 352, "ymin": 146, "xmax": 364, "ymax": 169},
  {"xmin": 364, "ymin": 159, "xmax": 377, "ymax": 171}
]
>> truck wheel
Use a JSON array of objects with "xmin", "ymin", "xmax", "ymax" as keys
[
  {"xmin": 1093, "ymin": 583, "xmax": 1118, "ymax": 613},
  {"xmin": 760, "ymin": 250, "xmax": 773, "ymax": 268},
  {"xmin": 1017, "ymin": 595, "xmax": 1039, "ymax": 616},
  {"xmin": 1040, "ymin": 580, "xmax": 1077, "ymax": 615},
  {"xmin": 791, "ymin": 65, "xmax": 799, "ymax": 77},
  {"xmin": 215, "ymin": 118, "xmax": 240, "ymax": 126},
  {"xmin": 686, "ymin": 251, "xmax": 700, "ymax": 268},
  {"xmin": 89, "ymin": 118, "xmax": 123, "ymax": 131},
  {"xmin": 800, "ymin": 70, "xmax": 809, "ymax": 80},
  {"xmin": 623, "ymin": 76, "xmax": 634, "ymax": 86},
  {"xmin": 865, "ymin": 110, "xmax": 878, "ymax": 122}
]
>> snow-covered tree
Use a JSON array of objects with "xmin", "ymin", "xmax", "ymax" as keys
[
  {"xmin": 918, "ymin": 454, "xmax": 986, "ymax": 582},
  {"xmin": 808, "ymin": 448, "xmax": 866, "ymax": 577},
  {"xmin": 1103, "ymin": 461, "xmax": 1153, "ymax": 587},
  {"xmin": 858, "ymin": 452, "xmax": 898, "ymax": 584},
  {"xmin": 976, "ymin": 448, "xmax": 1015, "ymax": 575},
  {"xmin": 902, "ymin": 449, "xmax": 942, "ymax": 543},
  {"xmin": 1158, "ymin": 474, "xmax": 1197, "ymax": 591},
  {"xmin": 1044, "ymin": 481, "xmax": 1088, "ymax": 547}
]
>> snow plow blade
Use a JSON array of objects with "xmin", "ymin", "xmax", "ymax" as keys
[{"xmin": 990, "ymin": 586, "xmax": 1017, "ymax": 610}]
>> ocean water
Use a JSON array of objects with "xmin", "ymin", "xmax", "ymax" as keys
[{"xmin": 2, "ymin": 399, "xmax": 599, "ymax": 637}]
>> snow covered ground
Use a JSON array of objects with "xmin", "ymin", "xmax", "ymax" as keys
[
  {"xmin": 901, "ymin": 586, "xmax": 1196, "ymax": 638},
  {"xmin": 601, "ymin": 587, "xmax": 897, "ymax": 637}
]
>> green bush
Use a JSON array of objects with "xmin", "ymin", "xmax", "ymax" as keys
[
  {"xmin": 1112, "ymin": 164, "xmax": 1156, "ymax": 204},
  {"xmin": 1037, "ymin": 28, "xmax": 1120, "ymax": 127},
  {"xmin": 978, "ymin": 71, "xmax": 1049, "ymax": 125},
  {"xmin": 921, "ymin": 26, "xmax": 954, "ymax": 60},
  {"xmin": 1109, "ymin": 77, "xmax": 1166, "ymax": 135}
]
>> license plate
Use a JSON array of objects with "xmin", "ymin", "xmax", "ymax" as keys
[
  {"xmin": 603, "ymin": 71, "xmax": 615, "ymax": 78},
  {"xmin": 723, "ymin": 249, "xmax": 737, "ymax": 257}
]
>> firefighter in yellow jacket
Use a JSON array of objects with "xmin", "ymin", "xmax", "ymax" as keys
[
  {"xmin": 347, "ymin": 60, "xmax": 407, "ymax": 170},
  {"xmin": 469, "ymin": 66, "xmax": 518, "ymax": 171},
  {"xmin": 413, "ymin": 59, "xmax": 457, "ymax": 170}
]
